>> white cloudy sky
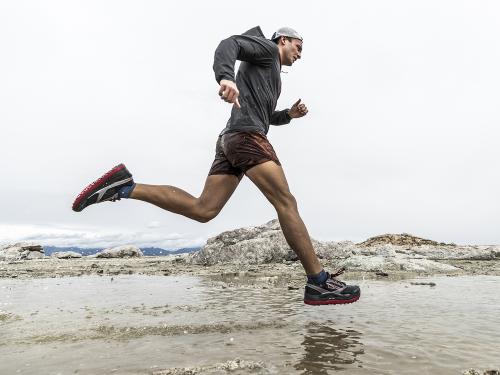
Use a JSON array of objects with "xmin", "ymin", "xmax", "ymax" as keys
[{"xmin": 1, "ymin": 0, "xmax": 499, "ymax": 248}]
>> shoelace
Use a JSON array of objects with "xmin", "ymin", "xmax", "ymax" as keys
[
  {"xmin": 325, "ymin": 267, "xmax": 347, "ymax": 289},
  {"xmin": 330, "ymin": 267, "xmax": 346, "ymax": 278},
  {"xmin": 105, "ymin": 193, "xmax": 121, "ymax": 203}
]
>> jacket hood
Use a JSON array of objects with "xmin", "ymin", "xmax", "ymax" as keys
[{"xmin": 241, "ymin": 26, "xmax": 266, "ymax": 39}]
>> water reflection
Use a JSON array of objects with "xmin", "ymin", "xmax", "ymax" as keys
[{"xmin": 295, "ymin": 321, "xmax": 364, "ymax": 374}]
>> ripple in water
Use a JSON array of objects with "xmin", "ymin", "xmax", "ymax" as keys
[{"xmin": 0, "ymin": 275, "xmax": 499, "ymax": 374}]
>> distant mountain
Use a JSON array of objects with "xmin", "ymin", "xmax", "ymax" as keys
[
  {"xmin": 43, "ymin": 246, "xmax": 200, "ymax": 256},
  {"xmin": 43, "ymin": 246, "xmax": 101, "ymax": 256},
  {"xmin": 141, "ymin": 247, "xmax": 200, "ymax": 256}
]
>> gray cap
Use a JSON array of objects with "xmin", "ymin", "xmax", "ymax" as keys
[{"xmin": 271, "ymin": 27, "xmax": 303, "ymax": 41}]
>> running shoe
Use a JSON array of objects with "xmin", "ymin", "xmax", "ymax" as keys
[
  {"xmin": 72, "ymin": 164, "xmax": 134, "ymax": 212},
  {"xmin": 304, "ymin": 268, "xmax": 360, "ymax": 305}
]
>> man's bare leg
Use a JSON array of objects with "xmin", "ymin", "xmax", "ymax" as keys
[
  {"xmin": 245, "ymin": 161, "xmax": 322, "ymax": 275},
  {"xmin": 130, "ymin": 174, "xmax": 240, "ymax": 223}
]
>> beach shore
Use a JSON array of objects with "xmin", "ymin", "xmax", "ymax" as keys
[{"xmin": 2, "ymin": 254, "xmax": 500, "ymax": 281}]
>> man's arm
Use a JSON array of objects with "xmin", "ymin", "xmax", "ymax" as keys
[
  {"xmin": 214, "ymin": 35, "xmax": 276, "ymax": 108},
  {"xmin": 270, "ymin": 99, "xmax": 309, "ymax": 126},
  {"xmin": 270, "ymin": 109, "xmax": 292, "ymax": 126},
  {"xmin": 213, "ymin": 35, "xmax": 276, "ymax": 84}
]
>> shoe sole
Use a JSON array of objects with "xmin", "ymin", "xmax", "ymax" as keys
[
  {"xmin": 304, "ymin": 295, "xmax": 360, "ymax": 306},
  {"xmin": 72, "ymin": 164, "xmax": 127, "ymax": 212}
]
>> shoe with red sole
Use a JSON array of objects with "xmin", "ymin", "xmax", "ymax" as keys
[
  {"xmin": 72, "ymin": 164, "xmax": 134, "ymax": 212},
  {"xmin": 304, "ymin": 268, "xmax": 360, "ymax": 305}
]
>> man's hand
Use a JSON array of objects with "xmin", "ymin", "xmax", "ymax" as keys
[
  {"xmin": 219, "ymin": 79, "xmax": 241, "ymax": 109},
  {"xmin": 288, "ymin": 99, "xmax": 308, "ymax": 119}
]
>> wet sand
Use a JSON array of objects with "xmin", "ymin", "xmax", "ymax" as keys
[
  {"xmin": 1, "ymin": 270, "xmax": 500, "ymax": 374},
  {"xmin": 2, "ymin": 255, "xmax": 500, "ymax": 281}
]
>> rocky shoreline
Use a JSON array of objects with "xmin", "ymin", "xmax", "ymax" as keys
[{"xmin": 1, "ymin": 219, "xmax": 499, "ymax": 280}]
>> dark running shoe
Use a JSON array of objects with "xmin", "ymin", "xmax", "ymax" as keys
[
  {"xmin": 72, "ymin": 164, "xmax": 134, "ymax": 212},
  {"xmin": 304, "ymin": 268, "xmax": 360, "ymax": 305}
]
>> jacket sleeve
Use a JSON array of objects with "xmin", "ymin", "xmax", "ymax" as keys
[
  {"xmin": 213, "ymin": 35, "xmax": 276, "ymax": 83},
  {"xmin": 270, "ymin": 109, "xmax": 292, "ymax": 126}
]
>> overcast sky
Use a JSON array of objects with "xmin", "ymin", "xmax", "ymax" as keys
[{"xmin": 1, "ymin": 0, "xmax": 499, "ymax": 249}]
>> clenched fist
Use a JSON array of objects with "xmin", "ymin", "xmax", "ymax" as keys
[
  {"xmin": 219, "ymin": 79, "xmax": 241, "ymax": 108},
  {"xmin": 288, "ymin": 99, "xmax": 308, "ymax": 118}
]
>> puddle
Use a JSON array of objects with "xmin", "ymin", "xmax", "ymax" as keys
[{"xmin": 1, "ymin": 275, "xmax": 499, "ymax": 374}]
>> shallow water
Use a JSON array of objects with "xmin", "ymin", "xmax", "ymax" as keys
[{"xmin": 0, "ymin": 274, "xmax": 499, "ymax": 374}]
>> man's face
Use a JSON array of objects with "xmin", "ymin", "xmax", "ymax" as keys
[{"xmin": 281, "ymin": 38, "xmax": 303, "ymax": 66}]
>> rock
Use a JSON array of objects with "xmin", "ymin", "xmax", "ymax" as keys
[
  {"xmin": 0, "ymin": 242, "xmax": 45, "ymax": 261},
  {"xmin": 188, "ymin": 220, "xmax": 481, "ymax": 273},
  {"xmin": 25, "ymin": 251, "xmax": 45, "ymax": 260},
  {"xmin": 192, "ymin": 221, "xmax": 461, "ymax": 272},
  {"xmin": 190, "ymin": 219, "xmax": 354, "ymax": 266},
  {"xmin": 410, "ymin": 245, "xmax": 499, "ymax": 260},
  {"xmin": 357, "ymin": 233, "xmax": 453, "ymax": 247},
  {"xmin": 52, "ymin": 251, "xmax": 82, "ymax": 259},
  {"xmin": 95, "ymin": 245, "xmax": 143, "ymax": 258},
  {"xmin": 190, "ymin": 219, "xmax": 290, "ymax": 266},
  {"xmin": 339, "ymin": 251, "xmax": 458, "ymax": 273},
  {"xmin": 152, "ymin": 358, "xmax": 265, "ymax": 375}
]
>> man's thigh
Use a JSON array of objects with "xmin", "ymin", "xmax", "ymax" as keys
[
  {"xmin": 222, "ymin": 132, "xmax": 281, "ymax": 174},
  {"xmin": 245, "ymin": 160, "xmax": 292, "ymax": 206},
  {"xmin": 198, "ymin": 174, "xmax": 240, "ymax": 211},
  {"xmin": 208, "ymin": 136, "xmax": 244, "ymax": 179}
]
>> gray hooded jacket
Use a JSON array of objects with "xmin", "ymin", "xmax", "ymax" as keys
[{"xmin": 213, "ymin": 26, "xmax": 291, "ymax": 136}]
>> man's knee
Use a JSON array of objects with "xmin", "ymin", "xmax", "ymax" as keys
[
  {"xmin": 192, "ymin": 204, "xmax": 220, "ymax": 223},
  {"xmin": 270, "ymin": 190, "xmax": 297, "ymax": 211},
  {"xmin": 195, "ymin": 212, "xmax": 217, "ymax": 223}
]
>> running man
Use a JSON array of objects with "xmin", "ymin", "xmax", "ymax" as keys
[{"xmin": 72, "ymin": 26, "xmax": 360, "ymax": 305}]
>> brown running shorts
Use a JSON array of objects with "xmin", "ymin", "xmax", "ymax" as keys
[{"xmin": 208, "ymin": 132, "xmax": 281, "ymax": 179}]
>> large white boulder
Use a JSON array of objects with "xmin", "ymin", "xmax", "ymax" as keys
[
  {"xmin": 0, "ymin": 242, "xmax": 45, "ymax": 261},
  {"xmin": 52, "ymin": 251, "xmax": 83, "ymax": 259},
  {"xmin": 95, "ymin": 245, "xmax": 143, "ymax": 258},
  {"xmin": 190, "ymin": 220, "xmax": 497, "ymax": 273},
  {"xmin": 190, "ymin": 219, "xmax": 350, "ymax": 266}
]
